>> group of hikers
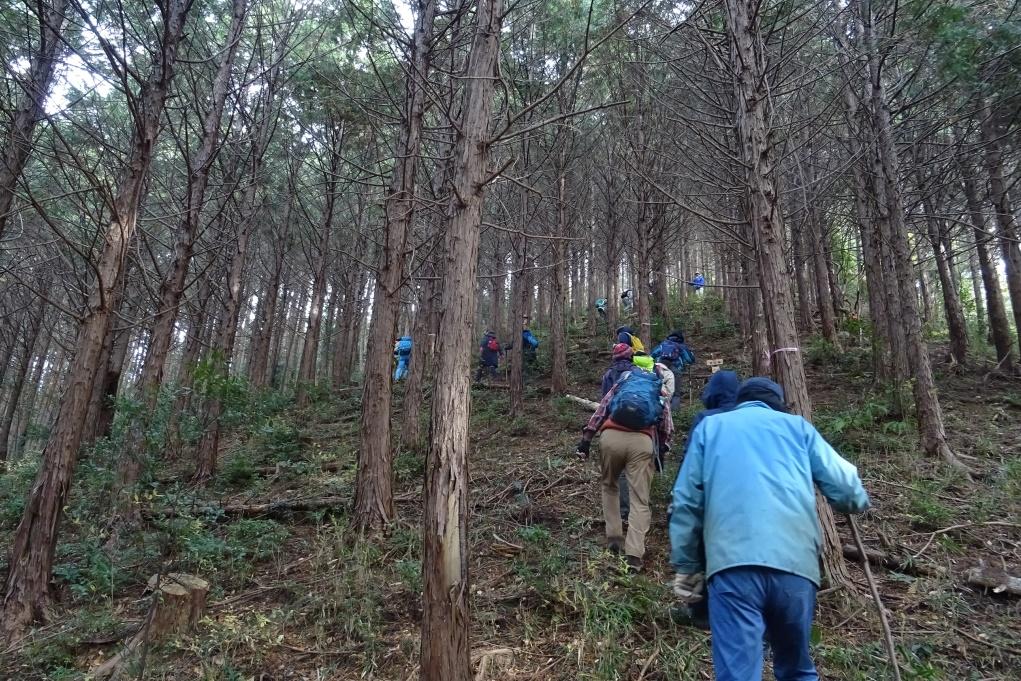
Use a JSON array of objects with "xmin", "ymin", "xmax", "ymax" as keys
[
  {"xmin": 392, "ymin": 324, "xmax": 542, "ymax": 384},
  {"xmin": 576, "ymin": 326, "xmax": 870, "ymax": 680},
  {"xmin": 474, "ymin": 325, "xmax": 540, "ymax": 382}
]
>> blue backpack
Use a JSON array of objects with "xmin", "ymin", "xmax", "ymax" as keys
[
  {"xmin": 655, "ymin": 339, "xmax": 682, "ymax": 364},
  {"xmin": 396, "ymin": 337, "xmax": 413, "ymax": 356},
  {"xmin": 679, "ymin": 344, "xmax": 695, "ymax": 367},
  {"xmin": 523, "ymin": 330, "xmax": 539, "ymax": 349},
  {"xmin": 608, "ymin": 370, "xmax": 663, "ymax": 429}
]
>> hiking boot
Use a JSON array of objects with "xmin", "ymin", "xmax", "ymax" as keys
[
  {"xmin": 625, "ymin": 555, "xmax": 643, "ymax": 574},
  {"xmin": 606, "ymin": 537, "xmax": 624, "ymax": 555}
]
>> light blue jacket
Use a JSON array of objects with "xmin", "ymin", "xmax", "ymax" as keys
[{"xmin": 669, "ymin": 401, "xmax": 870, "ymax": 586}]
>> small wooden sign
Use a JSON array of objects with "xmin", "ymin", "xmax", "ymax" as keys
[{"xmin": 705, "ymin": 357, "xmax": 724, "ymax": 374}]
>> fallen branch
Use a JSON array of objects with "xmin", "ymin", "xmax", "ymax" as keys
[
  {"xmin": 841, "ymin": 545, "xmax": 941, "ymax": 577},
  {"xmin": 565, "ymin": 394, "xmax": 599, "ymax": 410},
  {"xmin": 912, "ymin": 521, "xmax": 1021, "ymax": 560},
  {"xmin": 145, "ymin": 496, "xmax": 346, "ymax": 521},
  {"xmin": 965, "ymin": 565, "xmax": 1021, "ymax": 597},
  {"xmin": 954, "ymin": 627, "xmax": 1021, "ymax": 657}
]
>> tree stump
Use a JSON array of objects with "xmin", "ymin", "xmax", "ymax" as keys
[
  {"xmin": 145, "ymin": 573, "xmax": 209, "ymax": 637},
  {"xmin": 93, "ymin": 573, "xmax": 209, "ymax": 679}
]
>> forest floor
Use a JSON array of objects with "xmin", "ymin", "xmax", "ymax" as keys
[{"xmin": 2, "ymin": 302, "xmax": 1020, "ymax": 680}]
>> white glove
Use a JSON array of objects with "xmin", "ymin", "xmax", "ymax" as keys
[{"xmin": 673, "ymin": 572, "xmax": 705, "ymax": 605}]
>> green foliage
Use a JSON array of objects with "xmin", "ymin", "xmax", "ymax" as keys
[
  {"xmin": 0, "ymin": 457, "xmax": 38, "ymax": 529},
  {"xmin": 225, "ymin": 519, "xmax": 289, "ymax": 561},
  {"xmin": 517, "ymin": 525, "xmax": 551, "ymax": 545},
  {"xmin": 907, "ymin": 487, "xmax": 953, "ymax": 529},
  {"xmin": 53, "ymin": 542, "xmax": 126, "ymax": 601},
  {"xmin": 394, "ymin": 450, "xmax": 425, "ymax": 483}
]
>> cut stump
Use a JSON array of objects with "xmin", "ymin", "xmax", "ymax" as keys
[{"xmin": 92, "ymin": 573, "xmax": 209, "ymax": 679}]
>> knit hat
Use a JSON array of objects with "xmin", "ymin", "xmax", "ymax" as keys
[{"xmin": 612, "ymin": 343, "xmax": 633, "ymax": 360}]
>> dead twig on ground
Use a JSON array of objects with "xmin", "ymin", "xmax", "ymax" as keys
[
  {"xmin": 912, "ymin": 521, "xmax": 1021, "ymax": 560},
  {"xmin": 848, "ymin": 515, "xmax": 903, "ymax": 681}
]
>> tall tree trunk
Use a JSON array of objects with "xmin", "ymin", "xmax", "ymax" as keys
[
  {"xmin": 12, "ymin": 320, "xmax": 52, "ymax": 461},
  {"xmin": 134, "ymin": 0, "xmax": 247, "ymax": 404},
  {"xmin": 0, "ymin": 0, "xmax": 189, "ymax": 640},
  {"xmin": 400, "ymin": 272, "xmax": 438, "ymax": 450},
  {"xmin": 355, "ymin": 0, "xmax": 437, "ymax": 532},
  {"xmin": 724, "ymin": 0, "xmax": 850, "ymax": 589},
  {"xmin": 980, "ymin": 112, "xmax": 1021, "ymax": 361},
  {"xmin": 860, "ymin": 0, "xmax": 968, "ymax": 473},
  {"xmin": 508, "ymin": 207, "xmax": 529, "ymax": 416},
  {"xmin": 0, "ymin": 0, "xmax": 67, "ymax": 240},
  {"xmin": 915, "ymin": 159, "xmax": 968, "ymax": 364},
  {"xmin": 420, "ymin": 0, "xmax": 503, "ymax": 677},
  {"xmin": 793, "ymin": 221, "xmax": 815, "ymax": 335},
  {"xmin": 0, "ymin": 296, "xmax": 45, "ymax": 462},
  {"xmin": 958, "ymin": 149, "xmax": 1013, "ymax": 366},
  {"xmin": 249, "ymin": 200, "xmax": 293, "ymax": 388},
  {"xmin": 296, "ymin": 128, "xmax": 342, "ymax": 407},
  {"xmin": 550, "ymin": 170, "xmax": 569, "ymax": 395}
]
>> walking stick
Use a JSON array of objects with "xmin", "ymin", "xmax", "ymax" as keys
[{"xmin": 847, "ymin": 515, "xmax": 902, "ymax": 681}]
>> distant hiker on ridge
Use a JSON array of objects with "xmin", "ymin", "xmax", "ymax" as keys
[
  {"xmin": 691, "ymin": 271, "xmax": 706, "ymax": 294},
  {"xmin": 669, "ymin": 377, "xmax": 869, "ymax": 681}
]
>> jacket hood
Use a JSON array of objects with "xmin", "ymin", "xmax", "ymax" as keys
[
  {"xmin": 736, "ymin": 377, "xmax": 787, "ymax": 412},
  {"xmin": 667, "ymin": 330, "xmax": 685, "ymax": 343},
  {"xmin": 701, "ymin": 370, "xmax": 739, "ymax": 410},
  {"xmin": 616, "ymin": 325, "xmax": 633, "ymax": 335}
]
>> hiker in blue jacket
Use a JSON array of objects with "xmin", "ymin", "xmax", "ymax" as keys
[
  {"xmin": 522, "ymin": 327, "xmax": 539, "ymax": 365},
  {"xmin": 669, "ymin": 377, "xmax": 870, "ymax": 681},
  {"xmin": 651, "ymin": 330, "xmax": 694, "ymax": 410},
  {"xmin": 393, "ymin": 335, "xmax": 413, "ymax": 382},
  {"xmin": 475, "ymin": 330, "xmax": 503, "ymax": 383},
  {"xmin": 691, "ymin": 272, "xmax": 706, "ymax": 294}
]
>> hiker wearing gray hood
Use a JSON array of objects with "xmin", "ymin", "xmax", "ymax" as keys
[{"xmin": 670, "ymin": 377, "xmax": 870, "ymax": 681}]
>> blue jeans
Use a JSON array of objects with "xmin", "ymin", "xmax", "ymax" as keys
[
  {"xmin": 708, "ymin": 567, "xmax": 818, "ymax": 681},
  {"xmin": 394, "ymin": 358, "xmax": 410, "ymax": 381}
]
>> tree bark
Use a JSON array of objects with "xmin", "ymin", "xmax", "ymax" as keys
[
  {"xmin": 0, "ymin": 0, "xmax": 67, "ymax": 240},
  {"xmin": 723, "ymin": 0, "xmax": 851, "ymax": 589},
  {"xmin": 354, "ymin": 0, "xmax": 437, "ymax": 532},
  {"xmin": 420, "ymin": 0, "xmax": 503, "ymax": 677},
  {"xmin": 1, "ymin": 0, "xmax": 190, "ymax": 640}
]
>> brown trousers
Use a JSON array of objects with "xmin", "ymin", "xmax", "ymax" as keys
[{"xmin": 599, "ymin": 428, "xmax": 655, "ymax": 559}]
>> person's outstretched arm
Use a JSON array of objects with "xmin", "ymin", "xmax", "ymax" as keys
[{"xmin": 806, "ymin": 422, "xmax": 870, "ymax": 513}]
